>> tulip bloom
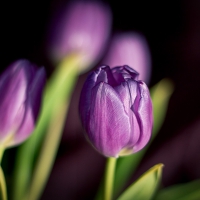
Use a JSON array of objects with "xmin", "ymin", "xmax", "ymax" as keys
[
  {"xmin": 103, "ymin": 32, "xmax": 151, "ymax": 83},
  {"xmin": 79, "ymin": 65, "xmax": 153, "ymax": 157},
  {"xmin": 0, "ymin": 59, "xmax": 46, "ymax": 148},
  {"xmin": 48, "ymin": 1, "xmax": 111, "ymax": 70}
]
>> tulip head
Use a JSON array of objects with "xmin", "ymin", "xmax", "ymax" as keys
[
  {"xmin": 48, "ymin": 1, "xmax": 111, "ymax": 71},
  {"xmin": 103, "ymin": 32, "xmax": 151, "ymax": 83},
  {"xmin": 79, "ymin": 65, "xmax": 153, "ymax": 157},
  {"xmin": 0, "ymin": 59, "xmax": 46, "ymax": 148}
]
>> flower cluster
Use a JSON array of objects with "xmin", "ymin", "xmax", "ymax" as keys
[{"xmin": 0, "ymin": 1, "xmax": 155, "ymax": 200}]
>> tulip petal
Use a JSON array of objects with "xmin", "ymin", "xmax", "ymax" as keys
[
  {"xmin": 88, "ymin": 82, "xmax": 130, "ymax": 157},
  {"xmin": 8, "ymin": 103, "xmax": 34, "ymax": 147},
  {"xmin": 0, "ymin": 66, "xmax": 27, "ymax": 140},
  {"xmin": 79, "ymin": 71, "xmax": 100, "ymax": 131},
  {"xmin": 132, "ymin": 81, "xmax": 153, "ymax": 152},
  {"xmin": 112, "ymin": 65, "xmax": 139, "ymax": 85},
  {"xmin": 123, "ymin": 65, "xmax": 139, "ymax": 80},
  {"xmin": 96, "ymin": 66, "xmax": 117, "ymax": 86},
  {"xmin": 79, "ymin": 66, "xmax": 116, "ymax": 130},
  {"xmin": 115, "ymin": 80, "xmax": 141, "ymax": 148}
]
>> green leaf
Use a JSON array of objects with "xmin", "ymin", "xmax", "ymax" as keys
[
  {"xmin": 117, "ymin": 164, "xmax": 164, "ymax": 200},
  {"xmin": 94, "ymin": 179, "xmax": 104, "ymax": 200},
  {"xmin": 151, "ymin": 78, "xmax": 174, "ymax": 135},
  {"xmin": 13, "ymin": 55, "xmax": 79, "ymax": 200},
  {"xmin": 154, "ymin": 179, "xmax": 200, "ymax": 200},
  {"xmin": 113, "ymin": 79, "xmax": 174, "ymax": 198},
  {"xmin": 0, "ymin": 166, "xmax": 7, "ymax": 200}
]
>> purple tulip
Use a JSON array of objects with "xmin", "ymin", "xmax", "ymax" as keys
[
  {"xmin": 79, "ymin": 65, "xmax": 153, "ymax": 157},
  {"xmin": 103, "ymin": 32, "xmax": 151, "ymax": 84},
  {"xmin": 0, "ymin": 59, "xmax": 46, "ymax": 148},
  {"xmin": 48, "ymin": 1, "xmax": 111, "ymax": 69}
]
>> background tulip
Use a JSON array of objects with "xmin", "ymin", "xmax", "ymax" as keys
[
  {"xmin": 103, "ymin": 32, "xmax": 151, "ymax": 84},
  {"xmin": 79, "ymin": 65, "xmax": 153, "ymax": 157},
  {"xmin": 0, "ymin": 59, "xmax": 46, "ymax": 148},
  {"xmin": 47, "ymin": 0, "xmax": 111, "ymax": 70}
]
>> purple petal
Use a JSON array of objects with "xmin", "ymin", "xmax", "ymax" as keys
[
  {"xmin": 0, "ymin": 66, "xmax": 27, "ymax": 140},
  {"xmin": 115, "ymin": 80, "xmax": 140, "ymax": 147},
  {"xmin": 79, "ymin": 66, "xmax": 115, "ymax": 130},
  {"xmin": 132, "ymin": 81, "xmax": 153, "ymax": 152},
  {"xmin": 111, "ymin": 66, "xmax": 139, "ymax": 84},
  {"xmin": 96, "ymin": 66, "xmax": 109, "ymax": 84},
  {"xmin": 96, "ymin": 66, "xmax": 117, "ymax": 86},
  {"xmin": 123, "ymin": 65, "xmax": 139, "ymax": 80},
  {"xmin": 79, "ymin": 71, "xmax": 100, "ymax": 131},
  {"xmin": 8, "ymin": 103, "xmax": 34, "ymax": 147},
  {"xmin": 87, "ymin": 82, "xmax": 130, "ymax": 157}
]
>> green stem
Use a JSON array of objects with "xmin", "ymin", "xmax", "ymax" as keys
[
  {"xmin": 105, "ymin": 157, "xmax": 117, "ymax": 200},
  {"xmin": 26, "ymin": 103, "xmax": 68, "ymax": 200},
  {"xmin": 23, "ymin": 56, "xmax": 78, "ymax": 200},
  {"xmin": 0, "ymin": 147, "xmax": 7, "ymax": 200}
]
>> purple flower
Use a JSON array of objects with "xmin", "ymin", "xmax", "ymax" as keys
[
  {"xmin": 103, "ymin": 32, "xmax": 151, "ymax": 84},
  {"xmin": 0, "ymin": 59, "xmax": 46, "ymax": 148},
  {"xmin": 79, "ymin": 65, "xmax": 153, "ymax": 157},
  {"xmin": 48, "ymin": 1, "xmax": 111, "ymax": 69}
]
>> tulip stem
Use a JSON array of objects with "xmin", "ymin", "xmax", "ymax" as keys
[{"xmin": 105, "ymin": 157, "xmax": 117, "ymax": 200}]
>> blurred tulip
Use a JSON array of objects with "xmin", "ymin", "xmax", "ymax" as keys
[
  {"xmin": 79, "ymin": 65, "xmax": 153, "ymax": 157},
  {"xmin": 48, "ymin": 0, "xmax": 112, "ymax": 71},
  {"xmin": 0, "ymin": 59, "xmax": 46, "ymax": 148},
  {"xmin": 103, "ymin": 32, "xmax": 151, "ymax": 83}
]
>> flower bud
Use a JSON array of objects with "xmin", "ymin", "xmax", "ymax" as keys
[
  {"xmin": 48, "ymin": 1, "xmax": 111, "ymax": 70},
  {"xmin": 79, "ymin": 65, "xmax": 153, "ymax": 157},
  {"xmin": 0, "ymin": 59, "xmax": 46, "ymax": 148}
]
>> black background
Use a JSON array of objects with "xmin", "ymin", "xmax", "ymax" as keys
[{"xmin": 1, "ymin": 0, "xmax": 200, "ymax": 199}]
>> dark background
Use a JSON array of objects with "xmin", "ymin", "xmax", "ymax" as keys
[{"xmin": 1, "ymin": 0, "xmax": 200, "ymax": 199}]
